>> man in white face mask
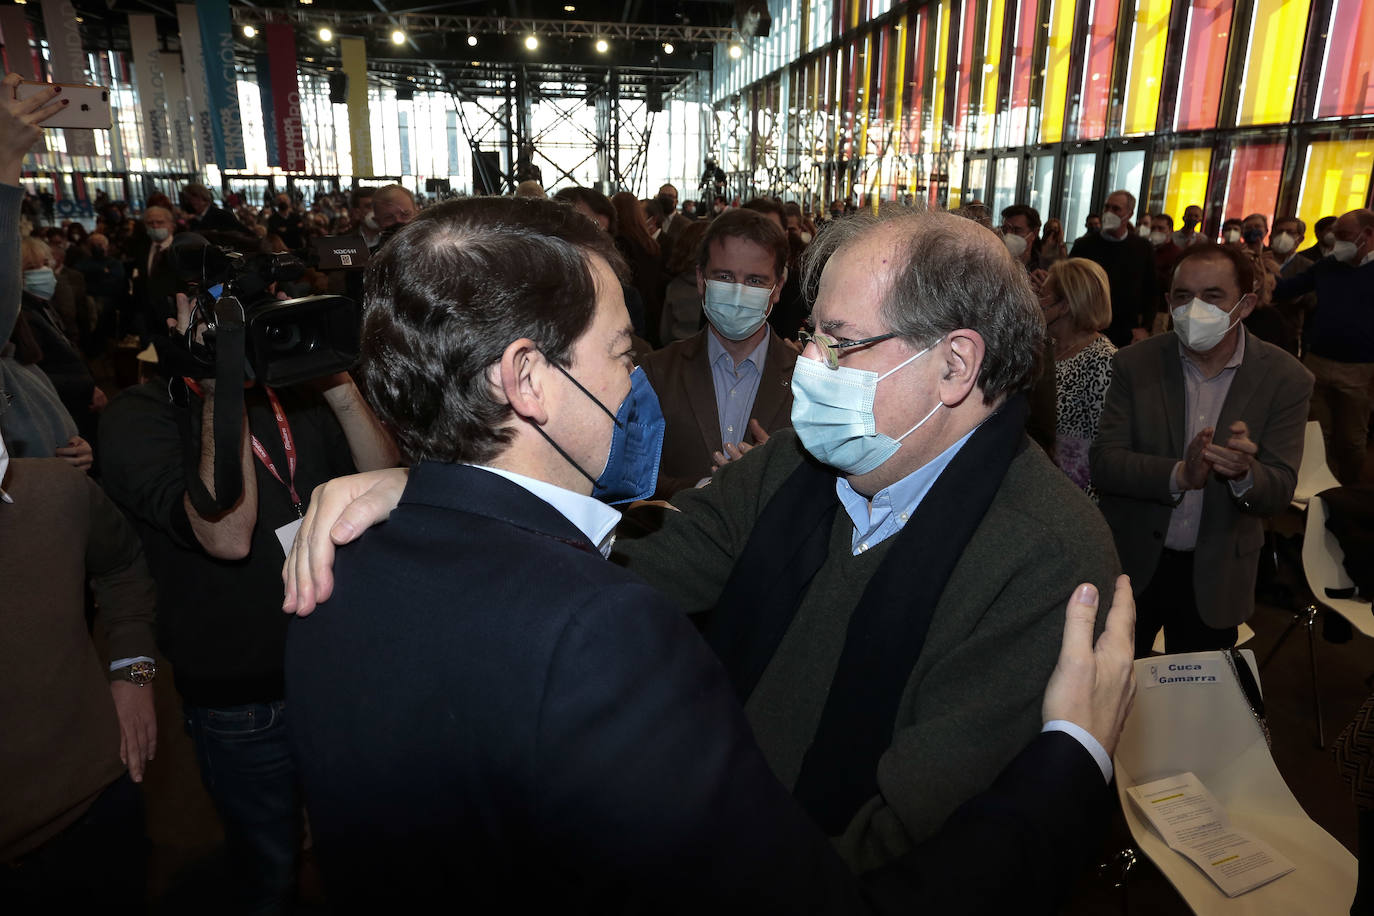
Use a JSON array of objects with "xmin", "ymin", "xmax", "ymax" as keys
[
  {"xmin": 638, "ymin": 208, "xmax": 796, "ymax": 498},
  {"xmin": 1094, "ymin": 244, "xmax": 1312, "ymax": 655},
  {"xmin": 1273, "ymin": 208, "xmax": 1374, "ymax": 484},
  {"xmin": 1070, "ymin": 189, "xmax": 1160, "ymax": 346}
]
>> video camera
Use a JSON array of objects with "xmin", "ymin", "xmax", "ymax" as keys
[{"xmin": 155, "ymin": 233, "xmax": 361, "ymax": 389}]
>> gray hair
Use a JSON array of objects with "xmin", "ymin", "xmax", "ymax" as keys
[
  {"xmin": 802, "ymin": 205, "xmax": 1044, "ymax": 404},
  {"xmin": 1106, "ymin": 188, "xmax": 1137, "ymax": 214}
]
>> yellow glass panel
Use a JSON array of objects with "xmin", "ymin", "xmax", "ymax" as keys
[
  {"xmin": 1297, "ymin": 139, "xmax": 1374, "ymax": 238},
  {"xmin": 858, "ymin": 33, "xmax": 873, "ymax": 164},
  {"xmin": 893, "ymin": 14, "xmax": 907, "ymax": 155},
  {"xmin": 976, "ymin": 0, "xmax": 1007, "ymax": 149},
  {"xmin": 1163, "ymin": 147, "xmax": 1212, "ymax": 224},
  {"xmin": 931, "ymin": 0, "xmax": 952, "ymax": 150},
  {"xmin": 1122, "ymin": 0, "xmax": 1170, "ymax": 135},
  {"xmin": 1041, "ymin": 0, "xmax": 1077, "ymax": 143},
  {"xmin": 1236, "ymin": 0, "xmax": 1310, "ymax": 125}
]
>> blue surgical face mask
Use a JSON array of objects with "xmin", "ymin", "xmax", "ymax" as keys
[
  {"xmin": 23, "ymin": 267, "xmax": 57, "ymax": 300},
  {"xmin": 702, "ymin": 279, "xmax": 773, "ymax": 341},
  {"xmin": 789, "ymin": 338, "xmax": 942, "ymax": 476},
  {"xmin": 540, "ymin": 364, "xmax": 666, "ymax": 504}
]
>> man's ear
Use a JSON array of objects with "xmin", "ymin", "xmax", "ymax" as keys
[
  {"xmin": 696, "ymin": 266, "xmax": 706, "ymax": 299},
  {"xmin": 938, "ymin": 329, "xmax": 985, "ymax": 407},
  {"xmin": 1235, "ymin": 292, "xmax": 1258, "ymax": 321},
  {"xmin": 495, "ymin": 338, "xmax": 551, "ymax": 425}
]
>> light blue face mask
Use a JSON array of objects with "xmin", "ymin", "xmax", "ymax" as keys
[
  {"xmin": 23, "ymin": 267, "xmax": 57, "ymax": 300},
  {"xmin": 789, "ymin": 339, "xmax": 942, "ymax": 476},
  {"xmin": 702, "ymin": 279, "xmax": 773, "ymax": 341}
]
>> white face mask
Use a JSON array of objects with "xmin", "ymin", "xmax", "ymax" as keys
[
  {"xmin": 701, "ymin": 279, "xmax": 773, "ymax": 340},
  {"xmin": 1002, "ymin": 232, "xmax": 1028, "ymax": 259},
  {"xmin": 1137, "ymin": 223, "xmax": 1152, "ymax": 238},
  {"xmin": 1330, "ymin": 239, "xmax": 1359, "ymax": 264},
  {"xmin": 147, "ymin": 226, "xmax": 170, "ymax": 242},
  {"xmin": 1148, "ymin": 230, "xmax": 1169, "ymax": 247},
  {"xmin": 1100, "ymin": 211, "xmax": 1123, "ymax": 233},
  {"xmin": 1271, "ymin": 232, "xmax": 1296, "ymax": 255},
  {"xmin": 799, "ymin": 231, "xmax": 813, "ymax": 244},
  {"xmin": 1322, "ymin": 232, "xmax": 1337, "ymax": 249},
  {"xmin": 363, "ymin": 212, "xmax": 380, "ymax": 231},
  {"xmin": 1172, "ymin": 297, "xmax": 1243, "ymax": 353},
  {"xmin": 1224, "ymin": 228, "xmax": 1241, "ymax": 244}
]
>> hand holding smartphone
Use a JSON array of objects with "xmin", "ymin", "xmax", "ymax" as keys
[{"xmin": 11, "ymin": 79, "xmax": 111, "ymax": 129}]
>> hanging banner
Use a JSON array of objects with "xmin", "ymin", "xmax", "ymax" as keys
[
  {"xmin": 38, "ymin": 0, "xmax": 97, "ymax": 156},
  {"xmin": 264, "ymin": 23, "xmax": 304, "ymax": 172},
  {"xmin": 340, "ymin": 37, "xmax": 373, "ymax": 177},
  {"xmin": 255, "ymin": 53, "xmax": 279, "ymax": 168},
  {"xmin": 175, "ymin": 3, "xmax": 215, "ymax": 167},
  {"xmin": 160, "ymin": 52, "xmax": 195, "ymax": 166},
  {"xmin": 0, "ymin": 9, "xmax": 48, "ymax": 155},
  {"xmin": 128, "ymin": 14, "xmax": 170, "ymax": 161},
  {"xmin": 194, "ymin": 0, "xmax": 246, "ymax": 169}
]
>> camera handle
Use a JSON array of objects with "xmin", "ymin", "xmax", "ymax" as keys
[{"xmin": 183, "ymin": 295, "xmax": 249, "ymax": 516}]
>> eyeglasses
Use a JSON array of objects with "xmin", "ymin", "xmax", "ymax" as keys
[{"xmin": 798, "ymin": 328, "xmax": 898, "ymax": 369}]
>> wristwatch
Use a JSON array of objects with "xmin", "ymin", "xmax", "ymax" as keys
[{"xmin": 113, "ymin": 660, "xmax": 157, "ymax": 687}]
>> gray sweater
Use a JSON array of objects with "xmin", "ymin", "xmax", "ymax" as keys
[{"xmin": 615, "ymin": 428, "xmax": 1120, "ymax": 871}]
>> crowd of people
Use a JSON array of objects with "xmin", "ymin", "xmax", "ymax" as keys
[{"xmin": 5, "ymin": 71, "xmax": 1374, "ymax": 913}]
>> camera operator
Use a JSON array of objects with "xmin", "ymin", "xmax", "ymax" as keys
[
  {"xmin": 267, "ymin": 193, "xmax": 305, "ymax": 253},
  {"xmin": 98, "ymin": 278, "xmax": 397, "ymax": 911}
]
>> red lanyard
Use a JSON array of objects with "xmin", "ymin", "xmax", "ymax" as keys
[{"xmin": 184, "ymin": 380, "xmax": 305, "ymax": 517}]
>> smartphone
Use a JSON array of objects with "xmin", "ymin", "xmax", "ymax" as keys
[{"xmin": 12, "ymin": 80, "xmax": 112, "ymax": 130}]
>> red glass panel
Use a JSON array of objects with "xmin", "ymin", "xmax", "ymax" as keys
[
  {"xmin": 904, "ymin": 10, "xmax": 929, "ymax": 154},
  {"xmin": 1008, "ymin": 0, "xmax": 1038, "ymax": 126},
  {"xmin": 953, "ymin": 0, "xmax": 978, "ymax": 136},
  {"xmin": 845, "ymin": 39, "xmax": 860, "ymax": 158},
  {"xmin": 1077, "ymin": 0, "xmax": 1121, "ymax": 138},
  {"xmin": 1317, "ymin": 0, "xmax": 1374, "ymax": 118},
  {"xmin": 1175, "ymin": 0, "xmax": 1234, "ymax": 130},
  {"xmin": 1224, "ymin": 142, "xmax": 1286, "ymax": 225}
]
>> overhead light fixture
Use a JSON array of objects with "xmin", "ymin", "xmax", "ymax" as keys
[
  {"xmin": 595, "ymin": 38, "xmax": 608, "ymax": 53},
  {"xmin": 299, "ymin": 0, "xmax": 312, "ymax": 5},
  {"xmin": 242, "ymin": 24, "xmax": 257, "ymax": 38},
  {"xmin": 729, "ymin": 43, "xmax": 742, "ymax": 59},
  {"xmin": 564, "ymin": 4, "xmax": 576, "ymax": 10},
  {"xmin": 524, "ymin": 34, "xmax": 538, "ymax": 50},
  {"xmin": 318, "ymin": 26, "xmax": 333, "ymax": 42},
  {"xmin": 467, "ymin": 34, "xmax": 478, "ymax": 47},
  {"xmin": 662, "ymin": 42, "xmax": 674, "ymax": 54},
  {"xmin": 391, "ymin": 28, "xmax": 406, "ymax": 44}
]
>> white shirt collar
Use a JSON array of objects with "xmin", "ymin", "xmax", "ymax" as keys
[{"xmin": 467, "ymin": 464, "xmax": 621, "ymax": 558}]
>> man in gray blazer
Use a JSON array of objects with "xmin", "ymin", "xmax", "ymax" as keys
[{"xmin": 1092, "ymin": 244, "xmax": 1313, "ymax": 656}]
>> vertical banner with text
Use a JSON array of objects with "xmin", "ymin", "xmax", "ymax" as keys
[
  {"xmin": 264, "ymin": 23, "xmax": 304, "ymax": 172},
  {"xmin": 255, "ymin": 54, "xmax": 279, "ymax": 168},
  {"xmin": 160, "ymin": 52, "xmax": 195, "ymax": 166},
  {"xmin": 339, "ymin": 37, "xmax": 373, "ymax": 177},
  {"xmin": 38, "ymin": 0, "xmax": 97, "ymax": 156},
  {"xmin": 194, "ymin": 0, "xmax": 246, "ymax": 169},
  {"xmin": 128, "ymin": 14, "xmax": 170, "ymax": 162},
  {"xmin": 175, "ymin": 3, "xmax": 215, "ymax": 168},
  {"xmin": 0, "ymin": 9, "xmax": 48, "ymax": 155}
]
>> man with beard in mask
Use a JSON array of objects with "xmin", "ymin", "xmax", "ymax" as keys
[
  {"xmin": 1274, "ymin": 208, "xmax": 1374, "ymax": 484},
  {"xmin": 1173, "ymin": 204, "xmax": 1207, "ymax": 248},
  {"xmin": 638, "ymin": 208, "xmax": 797, "ymax": 499},
  {"xmin": 1071, "ymin": 189, "xmax": 1159, "ymax": 346},
  {"xmin": 282, "ymin": 196, "xmax": 1137, "ymax": 914},
  {"xmin": 1093, "ymin": 244, "xmax": 1311, "ymax": 655}
]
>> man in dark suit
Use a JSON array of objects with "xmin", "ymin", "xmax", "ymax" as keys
[
  {"xmin": 1299, "ymin": 215, "xmax": 1337, "ymax": 263},
  {"xmin": 639, "ymin": 208, "xmax": 797, "ymax": 498},
  {"xmin": 1093, "ymin": 244, "xmax": 1312, "ymax": 655},
  {"xmin": 283, "ymin": 198, "xmax": 1138, "ymax": 913},
  {"xmin": 180, "ymin": 182, "xmax": 248, "ymax": 236},
  {"xmin": 1071, "ymin": 189, "xmax": 1160, "ymax": 346}
]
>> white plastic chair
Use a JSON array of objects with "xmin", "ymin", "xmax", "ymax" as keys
[
  {"xmin": 1291, "ymin": 420, "xmax": 1341, "ymax": 509},
  {"xmin": 1114, "ymin": 650, "xmax": 1357, "ymax": 914}
]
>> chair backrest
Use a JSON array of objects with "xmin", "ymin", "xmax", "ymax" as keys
[
  {"xmin": 1293, "ymin": 420, "xmax": 1341, "ymax": 504},
  {"xmin": 1114, "ymin": 650, "xmax": 1356, "ymax": 912},
  {"xmin": 1303, "ymin": 495, "xmax": 1374, "ymax": 638}
]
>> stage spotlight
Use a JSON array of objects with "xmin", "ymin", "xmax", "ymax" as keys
[
  {"xmin": 391, "ymin": 29, "xmax": 406, "ymax": 44},
  {"xmin": 595, "ymin": 38, "xmax": 608, "ymax": 53},
  {"xmin": 318, "ymin": 26, "xmax": 333, "ymax": 42},
  {"xmin": 728, "ymin": 43, "xmax": 742, "ymax": 59},
  {"xmin": 662, "ymin": 42, "xmax": 674, "ymax": 54},
  {"xmin": 467, "ymin": 34, "xmax": 478, "ymax": 46},
  {"xmin": 524, "ymin": 34, "xmax": 538, "ymax": 50},
  {"xmin": 242, "ymin": 25, "xmax": 257, "ymax": 38}
]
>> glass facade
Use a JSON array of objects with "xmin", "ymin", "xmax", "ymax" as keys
[{"xmin": 711, "ymin": 0, "xmax": 1374, "ymax": 234}]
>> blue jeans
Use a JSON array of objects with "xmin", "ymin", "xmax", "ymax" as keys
[{"xmin": 184, "ymin": 701, "xmax": 300, "ymax": 915}]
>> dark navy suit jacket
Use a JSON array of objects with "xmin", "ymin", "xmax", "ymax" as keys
[{"xmin": 286, "ymin": 462, "xmax": 1109, "ymax": 914}]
